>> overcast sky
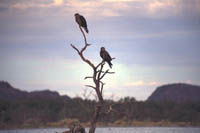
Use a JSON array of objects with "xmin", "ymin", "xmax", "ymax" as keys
[{"xmin": 0, "ymin": 0, "xmax": 200, "ymax": 100}]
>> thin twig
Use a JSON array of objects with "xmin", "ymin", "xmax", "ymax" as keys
[
  {"xmin": 100, "ymin": 70, "xmax": 115, "ymax": 80},
  {"xmin": 71, "ymin": 44, "xmax": 80, "ymax": 54},
  {"xmin": 79, "ymin": 26, "xmax": 87, "ymax": 46},
  {"xmin": 84, "ymin": 76, "xmax": 93, "ymax": 80},
  {"xmin": 97, "ymin": 63, "xmax": 104, "ymax": 81},
  {"xmin": 85, "ymin": 85, "xmax": 96, "ymax": 90},
  {"xmin": 82, "ymin": 88, "xmax": 94, "ymax": 100},
  {"xmin": 95, "ymin": 60, "xmax": 104, "ymax": 69}
]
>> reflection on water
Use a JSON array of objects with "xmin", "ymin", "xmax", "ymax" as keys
[{"xmin": 0, "ymin": 127, "xmax": 200, "ymax": 133}]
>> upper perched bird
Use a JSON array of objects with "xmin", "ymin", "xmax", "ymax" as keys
[
  {"xmin": 74, "ymin": 13, "xmax": 89, "ymax": 33},
  {"xmin": 100, "ymin": 47, "xmax": 113, "ymax": 68}
]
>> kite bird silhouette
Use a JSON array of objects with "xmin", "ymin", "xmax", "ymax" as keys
[
  {"xmin": 100, "ymin": 47, "xmax": 113, "ymax": 68},
  {"xmin": 74, "ymin": 13, "xmax": 89, "ymax": 33}
]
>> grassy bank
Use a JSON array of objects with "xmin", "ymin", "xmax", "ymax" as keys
[
  {"xmin": 1, "ymin": 119, "xmax": 200, "ymax": 129},
  {"xmin": 44, "ymin": 119, "xmax": 200, "ymax": 128}
]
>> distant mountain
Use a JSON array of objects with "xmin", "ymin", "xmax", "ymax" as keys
[
  {"xmin": 147, "ymin": 83, "xmax": 200, "ymax": 103},
  {"xmin": 0, "ymin": 81, "xmax": 70, "ymax": 101},
  {"xmin": 0, "ymin": 81, "xmax": 28, "ymax": 101}
]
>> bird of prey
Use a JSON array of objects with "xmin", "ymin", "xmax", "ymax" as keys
[
  {"xmin": 74, "ymin": 13, "xmax": 89, "ymax": 33},
  {"xmin": 100, "ymin": 47, "xmax": 113, "ymax": 68}
]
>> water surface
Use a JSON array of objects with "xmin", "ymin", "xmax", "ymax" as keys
[{"xmin": 1, "ymin": 127, "xmax": 200, "ymax": 133}]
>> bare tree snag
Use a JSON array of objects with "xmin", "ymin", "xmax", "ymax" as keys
[{"xmin": 71, "ymin": 25, "xmax": 115, "ymax": 133}]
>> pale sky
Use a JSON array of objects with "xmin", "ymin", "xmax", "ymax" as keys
[{"xmin": 0, "ymin": 0, "xmax": 200, "ymax": 100}]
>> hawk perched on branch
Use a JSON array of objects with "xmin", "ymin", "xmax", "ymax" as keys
[
  {"xmin": 74, "ymin": 13, "xmax": 89, "ymax": 33},
  {"xmin": 100, "ymin": 47, "xmax": 113, "ymax": 68}
]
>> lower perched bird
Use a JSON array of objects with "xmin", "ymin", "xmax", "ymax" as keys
[
  {"xmin": 74, "ymin": 13, "xmax": 89, "ymax": 33},
  {"xmin": 100, "ymin": 47, "xmax": 113, "ymax": 68}
]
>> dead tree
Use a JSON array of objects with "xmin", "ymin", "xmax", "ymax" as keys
[
  {"xmin": 71, "ymin": 26, "xmax": 115, "ymax": 133},
  {"xmin": 57, "ymin": 123, "xmax": 85, "ymax": 133}
]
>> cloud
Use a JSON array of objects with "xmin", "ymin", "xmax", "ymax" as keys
[
  {"xmin": 125, "ymin": 80, "xmax": 160, "ymax": 87},
  {"xmin": 1, "ymin": 0, "xmax": 200, "ymax": 18},
  {"xmin": 10, "ymin": 1, "xmax": 53, "ymax": 9},
  {"xmin": 103, "ymin": 0, "xmax": 138, "ymax": 2},
  {"xmin": 148, "ymin": 0, "xmax": 176, "ymax": 14},
  {"xmin": 54, "ymin": 0, "xmax": 64, "ymax": 6}
]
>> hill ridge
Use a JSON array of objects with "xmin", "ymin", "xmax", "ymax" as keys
[
  {"xmin": 0, "ymin": 81, "xmax": 69, "ymax": 101},
  {"xmin": 147, "ymin": 83, "xmax": 200, "ymax": 103}
]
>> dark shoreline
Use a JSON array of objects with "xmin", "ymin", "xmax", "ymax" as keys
[{"xmin": 1, "ymin": 121, "xmax": 200, "ymax": 130}]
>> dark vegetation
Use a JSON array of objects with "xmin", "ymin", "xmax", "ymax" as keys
[{"xmin": 0, "ymin": 81, "xmax": 200, "ymax": 129}]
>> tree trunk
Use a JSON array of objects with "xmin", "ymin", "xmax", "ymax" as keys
[
  {"xmin": 89, "ymin": 103, "xmax": 102, "ymax": 133},
  {"xmin": 89, "ymin": 82, "xmax": 104, "ymax": 133}
]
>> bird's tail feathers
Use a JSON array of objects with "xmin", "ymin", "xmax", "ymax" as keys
[
  {"xmin": 84, "ymin": 27, "xmax": 89, "ymax": 33},
  {"xmin": 108, "ymin": 61, "xmax": 112, "ymax": 69}
]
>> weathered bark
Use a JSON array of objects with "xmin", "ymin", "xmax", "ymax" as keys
[{"xmin": 89, "ymin": 104, "xmax": 102, "ymax": 133}]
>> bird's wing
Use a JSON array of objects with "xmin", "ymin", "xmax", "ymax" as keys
[
  {"xmin": 80, "ymin": 15, "xmax": 87, "ymax": 27},
  {"xmin": 105, "ymin": 51, "xmax": 112, "ymax": 60},
  {"xmin": 100, "ymin": 51, "xmax": 104, "ymax": 59},
  {"xmin": 75, "ymin": 15, "xmax": 81, "ymax": 25}
]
